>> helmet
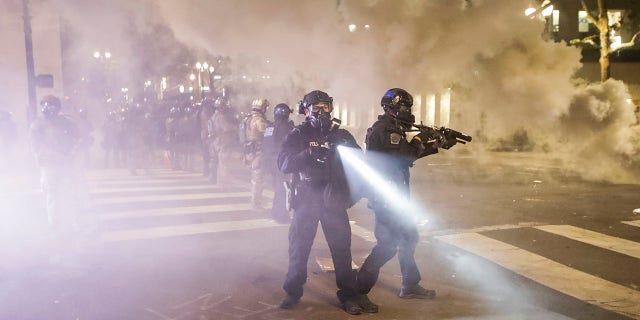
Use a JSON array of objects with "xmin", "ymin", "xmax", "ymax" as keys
[
  {"xmin": 40, "ymin": 95, "xmax": 61, "ymax": 117},
  {"xmin": 274, "ymin": 103, "xmax": 292, "ymax": 121},
  {"xmin": 381, "ymin": 88, "xmax": 414, "ymax": 123},
  {"xmin": 300, "ymin": 90, "xmax": 334, "ymax": 130},
  {"xmin": 78, "ymin": 108, "xmax": 88, "ymax": 119},
  {"xmin": 299, "ymin": 90, "xmax": 333, "ymax": 115},
  {"xmin": 214, "ymin": 96, "xmax": 229, "ymax": 109},
  {"xmin": 252, "ymin": 99, "xmax": 270, "ymax": 113},
  {"xmin": 169, "ymin": 105, "xmax": 181, "ymax": 116}
]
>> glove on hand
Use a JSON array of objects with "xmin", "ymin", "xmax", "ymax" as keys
[
  {"xmin": 308, "ymin": 145, "xmax": 330, "ymax": 163},
  {"xmin": 440, "ymin": 137, "xmax": 458, "ymax": 149}
]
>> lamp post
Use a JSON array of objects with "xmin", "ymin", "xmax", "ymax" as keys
[
  {"xmin": 93, "ymin": 50, "xmax": 112, "ymax": 102},
  {"xmin": 22, "ymin": 0, "xmax": 37, "ymax": 124}
]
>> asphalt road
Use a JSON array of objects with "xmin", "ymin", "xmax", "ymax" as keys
[{"xmin": 1, "ymin": 151, "xmax": 639, "ymax": 320}]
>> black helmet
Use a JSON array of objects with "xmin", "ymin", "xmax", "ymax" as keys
[
  {"xmin": 300, "ymin": 90, "xmax": 334, "ymax": 130},
  {"xmin": 299, "ymin": 90, "xmax": 333, "ymax": 114},
  {"xmin": 214, "ymin": 96, "xmax": 229, "ymax": 109},
  {"xmin": 381, "ymin": 88, "xmax": 414, "ymax": 123},
  {"xmin": 40, "ymin": 95, "xmax": 62, "ymax": 117},
  {"xmin": 274, "ymin": 103, "xmax": 292, "ymax": 121},
  {"xmin": 169, "ymin": 105, "xmax": 181, "ymax": 116}
]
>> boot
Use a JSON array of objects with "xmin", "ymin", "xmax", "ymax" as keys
[
  {"xmin": 356, "ymin": 294, "xmax": 378, "ymax": 313},
  {"xmin": 279, "ymin": 294, "xmax": 299, "ymax": 309},
  {"xmin": 341, "ymin": 297, "xmax": 363, "ymax": 315},
  {"xmin": 398, "ymin": 284, "xmax": 436, "ymax": 299}
]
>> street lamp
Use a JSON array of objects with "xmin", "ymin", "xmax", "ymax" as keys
[{"xmin": 193, "ymin": 61, "xmax": 217, "ymax": 100}]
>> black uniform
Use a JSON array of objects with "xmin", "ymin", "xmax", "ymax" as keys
[
  {"xmin": 355, "ymin": 113, "xmax": 438, "ymax": 294},
  {"xmin": 278, "ymin": 120, "xmax": 361, "ymax": 303},
  {"xmin": 262, "ymin": 118, "xmax": 294, "ymax": 222}
]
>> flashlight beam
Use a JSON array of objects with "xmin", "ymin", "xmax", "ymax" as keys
[{"xmin": 337, "ymin": 145, "xmax": 429, "ymax": 224}]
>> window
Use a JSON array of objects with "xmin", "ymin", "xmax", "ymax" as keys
[
  {"xmin": 578, "ymin": 10, "xmax": 589, "ymax": 32},
  {"xmin": 552, "ymin": 10, "xmax": 559, "ymax": 32}
]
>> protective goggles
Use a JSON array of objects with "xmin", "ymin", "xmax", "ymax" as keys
[{"xmin": 311, "ymin": 102, "xmax": 332, "ymax": 113}]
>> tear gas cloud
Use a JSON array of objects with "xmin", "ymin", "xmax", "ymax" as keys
[{"xmin": 5, "ymin": 0, "xmax": 639, "ymax": 183}]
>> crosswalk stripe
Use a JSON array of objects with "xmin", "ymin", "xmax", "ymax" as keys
[
  {"xmin": 535, "ymin": 225, "xmax": 640, "ymax": 259},
  {"xmin": 436, "ymin": 233, "xmax": 640, "ymax": 319},
  {"xmin": 91, "ymin": 192, "xmax": 250, "ymax": 205},
  {"xmin": 101, "ymin": 218, "xmax": 286, "ymax": 242},
  {"xmin": 622, "ymin": 220, "xmax": 640, "ymax": 228},
  {"xmin": 350, "ymin": 222, "xmax": 376, "ymax": 242},
  {"xmin": 89, "ymin": 184, "xmax": 220, "ymax": 194},
  {"xmin": 99, "ymin": 203, "xmax": 253, "ymax": 220},
  {"xmin": 88, "ymin": 178, "xmax": 207, "ymax": 185},
  {"xmin": 85, "ymin": 172, "xmax": 203, "ymax": 181}
]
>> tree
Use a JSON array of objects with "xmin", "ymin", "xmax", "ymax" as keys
[{"xmin": 577, "ymin": 0, "xmax": 640, "ymax": 81}]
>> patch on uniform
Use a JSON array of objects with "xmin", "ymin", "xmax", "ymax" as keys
[
  {"xmin": 390, "ymin": 132, "xmax": 402, "ymax": 145},
  {"xmin": 264, "ymin": 126, "xmax": 274, "ymax": 137}
]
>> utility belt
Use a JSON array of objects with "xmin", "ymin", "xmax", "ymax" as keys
[
  {"xmin": 283, "ymin": 172, "xmax": 328, "ymax": 211},
  {"xmin": 297, "ymin": 172, "xmax": 328, "ymax": 186}
]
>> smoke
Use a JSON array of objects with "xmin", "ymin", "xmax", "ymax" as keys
[
  {"xmin": 39, "ymin": 0, "xmax": 640, "ymax": 184},
  {"xmin": 558, "ymin": 79, "xmax": 640, "ymax": 183}
]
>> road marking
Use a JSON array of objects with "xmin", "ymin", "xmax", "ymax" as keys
[
  {"xmin": 422, "ymin": 222, "xmax": 544, "ymax": 238},
  {"xmin": 436, "ymin": 233, "xmax": 640, "ymax": 319},
  {"xmin": 89, "ymin": 184, "xmax": 220, "ymax": 194},
  {"xmin": 101, "ymin": 218, "xmax": 286, "ymax": 242},
  {"xmin": 99, "ymin": 203, "xmax": 254, "ymax": 220},
  {"xmin": 88, "ymin": 178, "xmax": 208, "ymax": 186},
  {"xmin": 535, "ymin": 225, "xmax": 640, "ymax": 259},
  {"xmin": 91, "ymin": 192, "xmax": 250, "ymax": 205},
  {"xmin": 84, "ymin": 171, "xmax": 204, "ymax": 180},
  {"xmin": 622, "ymin": 220, "xmax": 640, "ymax": 228},
  {"xmin": 350, "ymin": 222, "xmax": 376, "ymax": 242}
]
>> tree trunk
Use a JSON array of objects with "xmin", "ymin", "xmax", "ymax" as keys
[{"xmin": 600, "ymin": 26, "xmax": 611, "ymax": 81}]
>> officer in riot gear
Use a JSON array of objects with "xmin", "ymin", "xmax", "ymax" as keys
[
  {"xmin": 354, "ymin": 88, "xmax": 456, "ymax": 313},
  {"xmin": 262, "ymin": 103, "xmax": 294, "ymax": 222},
  {"xmin": 198, "ymin": 97, "xmax": 216, "ymax": 177},
  {"xmin": 278, "ymin": 90, "xmax": 364, "ymax": 315},
  {"xmin": 0, "ymin": 110, "xmax": 17, "ymax": 168},
  {"xmin": 207, "ymin": 96, "xmax": 237, "ymax": 185},
  {"xmin": 245, "ymin": 98, "xmax": 271, "ymax": 210},
  {"xmin": 30, "ymin": 95, "xmax": 87, "ymax": 246}
]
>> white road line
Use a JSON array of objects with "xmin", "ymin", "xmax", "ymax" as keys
[
  {"xmin": 101, "ymin": 218, "xmax": 286, "ymax": 242},
  {"xmin": 422, "ymin": 222, "xmax": 544, "ymax": 238},
  {"xmin": 622, "ymin": 220, "xmax": 640, "ymax": 228},
  {"xmin": 88, "ymin": 178, "xmax": 208, "ymax": 185},
  {"xmin": 89, "ymin": 184, "xmax": 220, "ymax": 194},
  {"xmin": 91, "ymin": 192, "xmax": 250, "ymax": 205},
  {"xmin": 84, "ymin": 171, "xmax": 204, "ymax": 180},
  {"xmin": 350, "ymin": 222, "xmax": 376, "ymax": 242},
  {"xmin": 99, "ymin": 203, "xmax": 254, "ymax": 220},
  {"xmin": 436, "ymin": 233, "xmax": 640, "ymax": 319},
  {"xmin": 535, "ymin": 225, "xmax": 640, "ymax": 260}
]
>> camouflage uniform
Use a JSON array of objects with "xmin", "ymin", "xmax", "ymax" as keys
[
  {"xmin": 30, "ymin": 109, "xmax": 85, "ymax": 242},
  {"xmin": 245, "ymin": 109, "xmax": 270, "ymax": 209},
  {"xmin": 207, "ymin": 107, "xmax": 238, "ymax": 185},
  {"xmin": 198, "ymin": 101, "xmax": 216, "ymax": 177}
]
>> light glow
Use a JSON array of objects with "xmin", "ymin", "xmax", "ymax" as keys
[
  {"xmin": 337, "ymin": 146, "xmax": 430, "ymax": 225},
  {"xmin": 524, "ymin": 7, "xmax": 536, "ymax": 16}
]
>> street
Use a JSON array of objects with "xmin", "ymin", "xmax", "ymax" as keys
[{"xmin": 1, "ymin": 151, "xmax": 640, "ymax": 320}]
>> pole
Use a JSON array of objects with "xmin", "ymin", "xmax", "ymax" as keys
[{"xmin": 22, "ymin": 0, "xmax": 37, "ymax": 124}]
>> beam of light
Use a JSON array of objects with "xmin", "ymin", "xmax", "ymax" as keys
[{"xmin": 337, "ymin": 145, "xmax": 430, "ymax": 226}]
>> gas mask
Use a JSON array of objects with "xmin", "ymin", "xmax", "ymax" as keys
[
  {"xmin": 308, "ymin": 102, "xmax": 333, "ymax": 131},
  {"xmin": 392, "ymin": 104, "xmax": 414, "ymax": 124}
]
